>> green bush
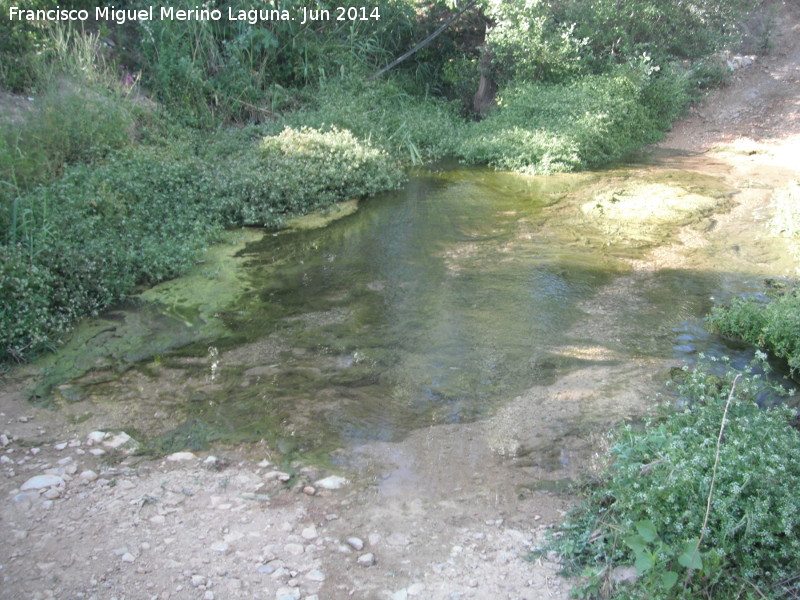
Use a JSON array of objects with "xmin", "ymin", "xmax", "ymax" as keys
[
  {"xmin": 708, "ymin": 290, "xmax": 800, "ymax": 373},
  {"xmin": 285, "ymin": 78, "xmax": 462, "ymax": 162},
  {"xmin": 548, "ymin": 356, "xmax": 800, "ymax": 600},
  {"xmin": 214, "ymin": 126, "xmax": 405, "ymax": 226},
  {"xmin": 457, "ymin": 63, "xmax": 682, "ymax": 174},
  {"xmin": 0, "ymin": 148, "xmax": 220, "ymax": 362}
]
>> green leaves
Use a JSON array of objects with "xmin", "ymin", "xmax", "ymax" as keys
[{"xmin": 549, "ymin": 359, "xmax": 800, "ymax": 599}]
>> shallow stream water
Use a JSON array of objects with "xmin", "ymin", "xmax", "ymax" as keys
[{"xmin": 35, "ymin": 162, "xmax": 788, "ymax": 460}]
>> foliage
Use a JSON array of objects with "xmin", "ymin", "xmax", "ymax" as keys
[
  {"xmin": 553, "ymin": 0, "xmax": 751, "ymax": 70},
  {"xmin": 284, "ymin": 78, "xmax": 462, "ymax": 162},
  {"xmin": 0, "ymin": 148, "xmax": 219, "ymax": 362},
  {"xmin": 547, "ymin": 356, "xmax": 800, "ymax": 599},
  {"xmin": 708, "ymin": 288, "xmax": 800, "ymax": 374},
  {"xmin": 482, "ymin": 0, "xmax": 588, "ymax": 85},
  {"xmin": 456, "ymin": 62, "xmax": 689, "ymax": 174},
  {"xmin": 213, "ymin": 125, "xmax": 406, "ymax": 226}
]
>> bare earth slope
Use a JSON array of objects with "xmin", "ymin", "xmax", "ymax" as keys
[{"xmin": 1, "ymin": 4, "xmax": 799, "ymax": 600}]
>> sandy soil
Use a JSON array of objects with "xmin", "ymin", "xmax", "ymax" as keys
[{"xmin": 2, "ymin": 4, "xmax": 799, "ymax": 599}]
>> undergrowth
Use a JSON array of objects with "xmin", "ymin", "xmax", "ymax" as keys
[{"xmin": 546, "ymin": 355, "xmax": 800, "ymax": 600}]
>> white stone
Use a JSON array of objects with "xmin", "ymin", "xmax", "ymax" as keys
[
  {"xmin": 407, "ymin": 583, "xmax": 426, "ymax": 596},
  {"xmin": 80, "ymin": 470, "xmax": 98, "ymax": 482},
  {"xmin": 54, "ymin": 442, "xmax": 68, "ymax": 451},
  {"xmin": 121, "ymin": 552, "xmax": 136, "ymax": 563},
  {"xmin": 275, "ymin": 587, "xmax": 300, "ymax": 600},
  {"xmin": 0, "ymin": 434, "xmax": 10, "ymax": 447},
  {"xmin": 306, "ymin": 569, "xmax": 325, "ymax": 582},
  {"xmin": 89, "ymin": 448, "xmax": 106, "ymax": 456},
  {"xmin": 103, "ymin": 432, "xmax": 134, "ymax": 450},
  {"xmin": 301, "ymin": 526, "xmax": 318, "ymax": 540},
  {"xmin": 391, "ymin": 591, "xmax": 408, "ymax": 600},
  {"xmin": 313, "ymin": 475, "xmax": 348, "ymax": 490},
  {"xmin": 284, "ymin": 543, "xmax": 304, "ymax": 556},
  {"xmin": 357, "ymin": 553, "xmax": 375, "ymax": 567},
  {"xmin": 167, "ymin": 451, "xmax": 197, "ymax": 462},
  {"xmin": 87, "ymin": 431, "xmax": 108, "ymax": 445},
  {"xmin": 346, "ymin": 537, "xmax": 364, "ymax": 551},
  {"xmin": 20, "ymin": 474, "xmax": 64, "ymax": 491}
]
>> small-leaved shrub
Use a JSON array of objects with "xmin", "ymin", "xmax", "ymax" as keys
[
  {"xmin": 547, "ymin": 356, "xmax": 800, "ymax": 600},
  {"xmin": 708, "ymin": 289, "xmax": 800, "ymax": 374},
  {"xmin": 457, "ymin": 62, "xmax": 688, "ymax": 174},
  {"xmin": 214, "ymin": 126, "xmax": 405, "ymax": 226}
]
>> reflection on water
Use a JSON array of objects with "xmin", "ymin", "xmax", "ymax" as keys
[{"xmin": 46, "ymin": 164, "xmax": 786, "ymax": 456}]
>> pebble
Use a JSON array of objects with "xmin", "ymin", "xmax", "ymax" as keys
[
  {"xmin": 301, "ymin": 526, "xmax": 318, "ymax": 540},
  {"xmin": 89, "ymin": 449, "xmax": 106, "ymax": 456},
  {"xmin": 121, "ymin": 553, "xmax": 136, "ymax": 563},
  {"xmin": 407, "ymin": 583, "xmax": 426, "ymax": 596},
  {"xmin": 20, "ymin": 474, "xmax": 64, "ymax": 491},
  {"xmin": 313, "ymin": 475, "xmax": 348, "ymax": 490},
  {"xmin": 167, "ymin": 451, "xmax": 197, "ymax": 462},
  {"xmin": 302, "ymin": 486, "xmax": 316, "ymax": 496},
  {"xmin": 204, "ymin": 592, "xmax": 215, "ymax": 600},
  {"xmin": 306, "ymin": 569, "xmax": 325, "ymax": 582},
  {"xmin": 284, "ymin": 543, "xmax": 304, "ymax": 556},
  {"xmin": 346, "ymin": 537, "xmax": 364, "ymax": 551},
  {"xmin": 357, "ymin": 553, "xmax": 376, "ymax": 567},
  {"xmin": 103, "ymin": 432, "xmax": 134, "ymax": 449},
  {"xmin": 43, "ymin": 488, "xmax": 61, "ymax": 500},
  {"xmin": 276, "ymin": 587, "xmax": 300, "ymax": 600},
  {"xmin": 1, "ymin": 455, "xmax": 13, "ymax": 465},
  {"xmin": 80, "ymin": 470, "xmax": 98, "ymax": 482},
  {"xmin": 0, "ymin": 434, "xmax": 9, "ymax": 447},
  {"xmin": 86, "ymin": 431, "xmax": 108, "ymax": 445},
  {"xmin": 54, "ymin": 442, "xmax": 68, "ymax": 451}
]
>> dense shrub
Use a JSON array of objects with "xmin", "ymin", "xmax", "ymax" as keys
[
  {"xmin": 708, "ymin": 290, "xmax": 800, "ymax": 373},
  {"xmin": 457, "ymin": 62, "xmax": 688, "ymax": 174},
  {"xmin": 284, "ymin": 78, "xmax": 462, "ymax": 162},
  {"xmin": 214, "ymin": 126, "xmax": 406, "ymax": 226},
  {"xmin": 0, "ymin": 149, "xmax": 220, "ymax": 362},
  {"xmin": 548, "ymin": 356, "xmax": 800, "ymax": 599}
]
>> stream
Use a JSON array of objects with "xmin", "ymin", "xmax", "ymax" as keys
[{"xmin": 31, "ymin": 161, "xmax": 790, "ymax": 466}]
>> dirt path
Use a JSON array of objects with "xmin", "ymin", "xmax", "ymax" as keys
[{"xmin": 2, "ymin": 5, "xmax": 799, "ymax": 600}]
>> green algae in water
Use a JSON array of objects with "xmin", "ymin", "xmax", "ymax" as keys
[{"xmin": 25, "ymin": 164, "xmax": 755, "ymax": 461}]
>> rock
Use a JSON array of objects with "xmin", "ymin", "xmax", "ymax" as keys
[
  {"xmin": 210, "ymin": 541, "xmax": 229, "ymax": 554},
  {"xmin": 80, "ymin": 470, "xmax": 98, "ymax": 482},
  {"xmin": 1, "ymin": 455, "xmax": 14, "ymax": 465},
  {"xmin": 301, "ymin": 526, "xmax": 318, "ymax": 540},
  {"xmin": 0, "ymin": 434, "xmax": 10, "ymax": 447},
  {"xmin": 103, "ymin": 432, "xmax": 136, "ymax": 452},
  {"xmin": 265, "ymin": 471, "xmax": 292, "ymax": 482},
  {"xmin": 88, "ymin": 449, "xmax": 106, "ymax": 456},
  {"xmin": 191, "ymin": 575, "xmax": 207, "ymax": 587},
  {"xmin": 391, "ymin": 591, "xmax": 408, "ymax": 600},
  {"xmin": 204, "ymin": 592, "xmax": 215, "ymax": 600},
  {"xmin": 302, "ymin": 486, "xmax": 316, "ymax": 496},
  {"xmin": 346, "ymin": 537, "xmax": 364, "ymax": 551},
  {"xmin": 407, "ymin": 583, "xmax": 426, "ymax": 596},
  {"xmin": 43, "ymin": 488, "xmax": 61, "ymax": 500},
  {"xmin": 121, "ymin": 553, "xmax": 136, "ymax": 563},
  {"xmin": 357, "ymin": 553, "xmax": 376, "ymax": 567},
  {"xmin": 167, "ymin": 451, "xmax": 197, "ymax": 462},
  {"xmin": 314, "ymin": 475, "xmax": 348, "ymax": 490},
  {"xmin": 275, "ymin": 587, "xmax": 300, "ymax": 600},
  {"xmin": 610, "ymin": 566, "xmax": 639, "ymax": 585},
  {"xmin": 306, "ymin": 569, "xmax": 325, "ymax": 582},
  {"xmin": 21, "ymin": 474, "xmax": 64, "ymax": 491},
  {"xmin": 54, "ymin": 442, "xmax": 68, "ymax": 451},
  {"xmin": 86, "ymin": 431, "xmax": 108, "ymax": 445},
  {"xmin": 284, "ymin": 543, "xmax": 304, "ymax": 556}
]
